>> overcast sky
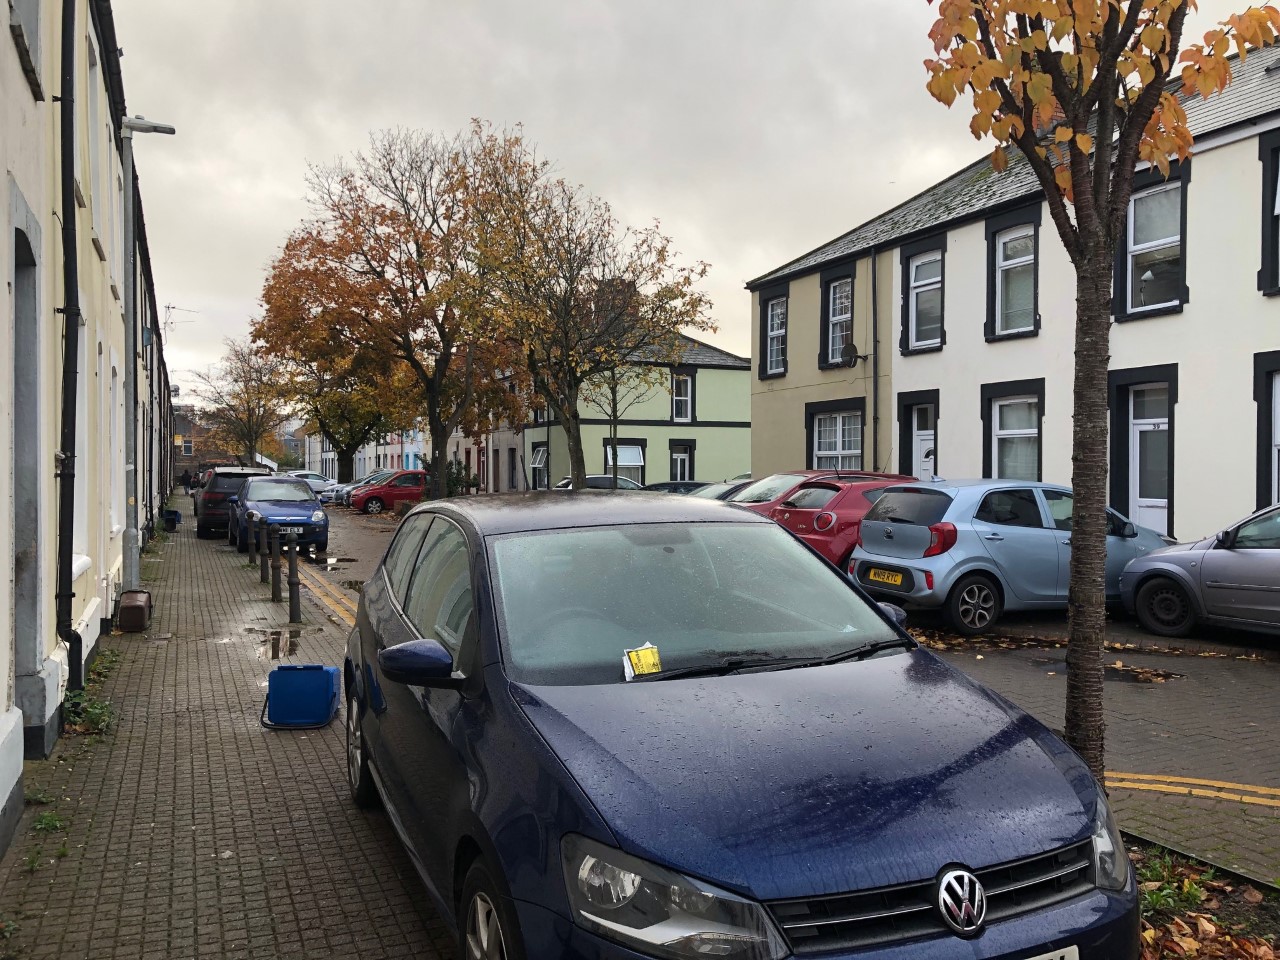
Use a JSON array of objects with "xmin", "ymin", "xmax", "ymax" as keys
[{"xmin": 110, "ymin": 0, "xmax": 1242, "ymax": 397}]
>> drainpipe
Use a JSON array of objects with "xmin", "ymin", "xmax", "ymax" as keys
[
  {"xmin": 870, "ymin": 246, "xmax": 881, "ymax": 472},
  {"xmin": 56, "ymin": 0, "xmax": 83, "ymax": 691}
]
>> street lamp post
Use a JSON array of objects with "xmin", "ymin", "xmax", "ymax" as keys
[{"xmin": 121, "ymin": 115, "xmax": 176, "ymax": 593}]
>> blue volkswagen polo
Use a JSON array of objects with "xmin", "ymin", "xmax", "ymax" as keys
[
  {"xmin": 226, "ymin": 476, "xmax": 328, "ymax": 554},
  {"xmin": 344, "ymin": 494, "xmax": 1137, "ymax": 960}
]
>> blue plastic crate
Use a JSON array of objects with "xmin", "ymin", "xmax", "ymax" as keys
[{"xmin": 261, "ymin": 664, "xmax": 340, "ymax": 729}]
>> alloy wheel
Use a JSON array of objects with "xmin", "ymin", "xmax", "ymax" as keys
[
  {"xmin": 366, "ymin": 499, "xmax": 383, "ymax": 515},
  {"xmin": 465, "ymin": 892, "xmax": 507, "ymax": 960},
  {"xmin": 958, "ymin": 583, "xmax": 996, "ymax": 630},
  {"xmin": 346, "ymin": 698, "xmax": 362, "ymax": 792},
  {"xmin": 1146, "ymin": 584, "xmax": 1189, "ymax": 629}
]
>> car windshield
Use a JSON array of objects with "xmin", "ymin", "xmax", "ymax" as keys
[
  {"xmin": 690, "ymin": 483, "xmax": 732, "ymax": 499},
  {"xmin": 244, "ymin": 480, "xmax": 315, "ymax": 502},
  {"xmin": 864, "ymin": 488, "xmax": 953, "ymax": 525},
  {"xmin": 729, "ymin": 473, "xmax": 806, "ymax": 504},
  {"xmin": 489, "ymin": 522, "xmax": 900, "ymax": 685}
]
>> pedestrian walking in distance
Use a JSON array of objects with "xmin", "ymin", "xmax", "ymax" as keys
[{"xmin": 180, "ymin": 469, "xmax": 193, "ymax": 496}]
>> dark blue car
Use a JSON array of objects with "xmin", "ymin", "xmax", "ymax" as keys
[
  {"xmin": 345, "ymin": 494, "xmax": 1137, "ymax": 960},
  {"xmin": 227, "ymin": 476, "xmax": 328, "ymax": 554}
]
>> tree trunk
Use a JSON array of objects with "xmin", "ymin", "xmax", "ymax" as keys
[
  {"xmin": 562, "ymin": 384, "xmax": 587, "ymax": 488},
  {"xmin": 609, "ymin": 375, "xmax": 619, "ymax": 489},
  {"xmin": 1064, "ymin": 249, "xmax": 1114, "ymax": 783},
  {"xmin": 336, "ymin": 449, "xmax": 356, "ymax": 484},
  {"xmin": 429, "ymin": 421, "xmax": 449, "ymax": 499}
]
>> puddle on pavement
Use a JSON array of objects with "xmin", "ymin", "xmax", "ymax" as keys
[
  {"xmin": 1032, "ymin": 657, "xmax": 1184, "ymax": 684},
  {"xmin": 254, "ymin": 628, "xmax": 301, "ymax": 661},
  {"xmin": 340, "ymin": 580, "xmax": 364, "ymax": 593}
]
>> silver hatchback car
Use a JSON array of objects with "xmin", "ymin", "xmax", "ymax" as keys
[
  {"xmin": 1120, "ymin": 503, "xmax": 1280, "ymax": 637},
  {"xmin": 850, "ymin": 479, "xmax": 1169, "ymax": 634}
]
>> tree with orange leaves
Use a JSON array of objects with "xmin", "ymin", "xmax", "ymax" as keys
[{"xmin": 924, "ymin": 0, "xmax": 1280, "ymax": 777}]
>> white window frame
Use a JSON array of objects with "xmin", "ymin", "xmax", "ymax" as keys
[
  {"xmin": 908, "ymin": 251, "xmax": 943, "ymax": 348},
  {"xmin": 766, "ymin": 297, "xmax": 787, "ymax": 374},
  {"xmin": 672, "ymin": 374, "xmax": 692, "ymax": 423},
  {"xmin": 994, "ymin": 225, "xmax": 1035, "ymax": 335},
  {"xmin": 812, "ymin": 411, "xmax": 862, "ymax": 471},
  {"xmin": 605, "ymin": 444, "xmax": 645, "ymax": 485},
  {"xmin": 1127, "ymin": 182, "xmax": 1183, "ymax": 313},
  {"xmin": 182, "ymin": 439, "xmax": 193, "ymax": 457},
  {"xmin": 992, "ymin": 396, "xmax": 1040, "ymax": 481},
  {"xmin": 827, "ymin": 277, "xmax": 852, "ymax": 364},
  {"xmin": 529, "ymin": 446, "xmax": 547, "ymax": 490},
  {"xmin": 1272, "ymin": 372, "xmax": 1280, "ymax": 505},
  {"xmin": 671, "ymin": 449, "xmax": 690, "ymax": 482}
]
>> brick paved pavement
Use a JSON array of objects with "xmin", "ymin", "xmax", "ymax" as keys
[
  {"xmin": 0, "ymin": 506, "xmax": 451, "ymax": 960},
  {"xmin": 938, "ymin": 643, "xmax": 1280, "ymax": 885}
]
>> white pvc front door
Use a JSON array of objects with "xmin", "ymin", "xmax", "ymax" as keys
[
  {"xmin": 1129, "ymin": 385, "xmax": 1169, "ymax": 536},
  {"xmin": 1273, "ymin": 372, "xmax": 1279, "ymax": 505},
  {"xmin": 912, "ymin": 405, "xmax": 936, "ymax": 479}
]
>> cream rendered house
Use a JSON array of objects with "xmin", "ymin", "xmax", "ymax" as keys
[
  {"xmin": 751, "ymin": 47, "xmax": 1280, "ymax": 540},
  {"xmin": 1, "ymin": 0, "xmax": 173, "ymax": 855}
]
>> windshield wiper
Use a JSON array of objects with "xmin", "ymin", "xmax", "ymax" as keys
[
  {"xmin": 803, "ymin": 636, "xmax": 916, "ymax": 667},
  {"xmin": 630, "ymin": 654, "xmax": 800, "ymax": 682}
]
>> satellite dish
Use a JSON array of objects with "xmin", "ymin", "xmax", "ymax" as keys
[{"xmin": 841, "ymin": 343, "xmax": 869, "ymax": 368}]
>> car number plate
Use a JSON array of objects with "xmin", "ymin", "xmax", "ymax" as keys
[
  {"xmin": 279, "ymin": 526, "xmax": 304, "ymax": 534},
  {"xmin": 867, "ymin": 568, "xmax": 904, "ymax": 586},
  {"xmin": 1026, "ymin": 949, "xmax": 1077, "ymax": 960}
]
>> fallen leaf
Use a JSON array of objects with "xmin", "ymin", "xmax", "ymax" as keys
[{"xmin": 1242, "ymin": 885, "xmax": 1263, "ymax": 904}]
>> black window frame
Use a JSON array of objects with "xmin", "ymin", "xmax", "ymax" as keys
[
  {"xmin": 985, "ymin": 203, "xmax": 1042, "ymax": 341},
  {"xmin": 818, "ymin": 263, "xmax": 855, "ymax": 370},
  {"xmin": 1255, "ymin": 350, "xmax": 1280, "ymax": 510},
  {"xmin": 899, "ymin": 234, "xmax": 947, "ymax": 356},
  {"xmin": 1260, "ymin": 132, "xmax": 1280, "ymax": 296},
  {"xmin": 758, "ymin": 283, "xmax": 789, "ymax": 380},
  {"xmin": 980, "ymin": 378, "xmax": 1045, "ymax": 481},
  {"xmin": 896, "ymin": 389, "xmax": 940, "ymax": 477},
  {"xmin": 1113, "ymin": 161, "xmax": 1191, "ymax": 322},
  {"xmin": 1107, "ymin": 363, "xmax": 1178, "ymax": 539}
]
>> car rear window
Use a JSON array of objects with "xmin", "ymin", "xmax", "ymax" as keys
[
  {"xmin": 212, "ymin": 475, "xmax": 252, "ymax": 492},
  {"xmin": 785, "ymin": 485, "xmax": 839, "ymax": 509},
  {"xmin": 863, "ymin": 489, "xmax": 953, "ymax": 525},
  {"xmin": 729, "ymin": 473, "xmax": 806, "ymax": 504}
]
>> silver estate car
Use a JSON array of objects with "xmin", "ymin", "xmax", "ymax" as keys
[
  {"xmin": 1120, "ymin": 503, "xmax": 1280, "ymax": 637},
  {"xmin": 850, "ymin": 479, "xmax": 1168, "ymax": 634}
]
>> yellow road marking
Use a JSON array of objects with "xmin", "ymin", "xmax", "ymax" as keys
[
  {"xmin": 297, "ymin": 566, "xmax": 356, "ymax": 626},
  {"xmin": 297, "ymin": 563, "xmax": 359, "ymax": 615},
  {"xmin": 1107, "ymin": 780, "xmax": 1280, "ymax": 810},
  {"xmin": 1108, "ymin": 772, "xmax": 1280, "ymax": 799}
]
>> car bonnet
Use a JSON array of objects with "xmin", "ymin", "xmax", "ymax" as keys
[{"xmin": 511, "ymin": 649, "xmax": 1097, "ymax": 902}]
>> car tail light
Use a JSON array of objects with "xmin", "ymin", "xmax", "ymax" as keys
[
  {"xmin": 924, "ymin": 571, "xmax": 934, "ymax": 590},
  {"xmin": 205, "ymin": 493, "xmax": 225, "ymax": 502},
  {"xmin": 923, "ymin": 522, "xmax": 957, "ymax": 558},
  {"xmin": 813, "ymin": 511, "xmax": 835, "ymax": 532}
]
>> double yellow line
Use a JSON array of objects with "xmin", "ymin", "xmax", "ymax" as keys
[
  {"xmin": 1108, "ymin": 772, "xmax": 1280, "ymax": 809},
  {"xmin": 296, "ymin": 564, "xmax": 359, "ymax": 628}
]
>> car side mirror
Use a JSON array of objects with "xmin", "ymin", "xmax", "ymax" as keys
[
  {"xmin": 878, "ymin": 602, "xmax": 909, "ymax": 629},
  {"xmin": 1121, "ymin": 521, "xmax": 1137, "ymax": 538},
  {"xmin": 226, "ymin": 495, "xmax": 238, "ymax": 504},
  {"xmin": 377, "ymin": 638, "xmax": 459, "ymax": 688},
  {"xmin": 1215, "ymin": 529, "xmax": 1234, "ymax": 549}
]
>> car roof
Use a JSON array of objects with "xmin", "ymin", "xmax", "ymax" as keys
[
  {"xmin": 879, "ymin": 478, "xmax": 1069, "ymax": 496},
  {"xmin": 409, "ymin": 491, "xmax": 774, "ymax": 536},
  {"xmin": 213, "ymin": 465, "xmax": 270, "ymax": 475}
]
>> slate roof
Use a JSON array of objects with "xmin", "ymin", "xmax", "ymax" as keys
[
  {"xmin": 748, "ymin": 42, "xmax": 1280, "ymax": 290},
  {"xmin": 629, "ymin": 333, "xmax": 750, "ymax": 369}
]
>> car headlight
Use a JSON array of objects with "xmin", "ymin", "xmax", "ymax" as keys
[
  {"xmin": 1091, "ymin": 791, "xmax": 1130, "ymax": 891},
  {"xmin": 562, "ymin": 835, "xmax": 787, "ymax": 960},
  {"xmin": 311, "ymin": 510, "xmax": 326, "ymax": 523}
]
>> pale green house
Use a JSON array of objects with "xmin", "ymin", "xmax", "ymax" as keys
[{"xmin": 524, "ymin": 336, "xmax": 751, "ymax": 488}]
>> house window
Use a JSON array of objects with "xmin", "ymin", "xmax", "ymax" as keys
[
  {"xmin": 529, "ymin": 445, "xmax": 547, "ymax": 490},
  {"xmin": 605, "ymin": 445, "xmax": 645, "ymax": 485},
  {"xmin": 828, "ymin": 277, "xmax": 852, "ymax": 364},
  {"xmin": 1128, "ymin": 183, "xmax": 1183, "ymax": 312},
  {"xmin": 183, "ymin": 439, "xmax": 193, "ymax": 457},
  {"xmin": 508, "ymin": 447, "xmax": 517, "ymax": 491},
  {"xmin": 908, "ymin": 252, "xmax": 943, "ymax": 348},
  {"xmin": 994, "ymin": 225, "xmax": 1036, "ymax": 334},
  {"xmin": 533, "ymin": 404, "xmax": 547, "ymax": 424},
  {"xmin": 766, "ymin": 298, "xmax": 787, "ymax": 374},
  {"xmin": 1273, "ymin": 372, "xmax": 1280, "ymax": 505},
  {"xmin": 672, "ymin": 374, "xmax": 692, "ymax": 423},
  {"xmin": 671, "ymin": 445, "xmax": 692, "ymax": 482},
  {"xmin": 992, "ymin": 397, "xmax": 1039, "ymax": 480},
  {"xmin": 813, "ymin": 412, "xmax": 862, "ymax": 470}
]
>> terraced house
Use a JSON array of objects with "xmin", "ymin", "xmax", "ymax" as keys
[
  {"xmin": 2, "ymin": 0, "xmax": 173, "ymax": 854},
  {"xmin": 749, "ymin": 45, "xmax": 1280, "ymax": 542}
]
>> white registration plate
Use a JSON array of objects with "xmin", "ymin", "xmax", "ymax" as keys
[
  {"xmin": 279, "ymin": 526, "xmax": 304, "ymax": 534},
  {"xmin": 1026, "ymin": 948, "xmax": 1077, "ymax": 960}
]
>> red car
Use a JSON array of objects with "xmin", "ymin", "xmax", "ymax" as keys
[
  {"xmin": 350, "ymin": 470, "xmax": 428, "ymax": 514},
  {"xmin": 728, "ymin": 470, "xmax": 914, "ymax": 516},
  {"xmin": 769, "ymin": 478, "xmax": 904, "ymax": 567}
]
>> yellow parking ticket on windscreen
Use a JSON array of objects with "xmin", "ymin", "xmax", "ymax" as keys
[{"xmin": 624, "ymin": 643, "xmax": 662, "ymax": 680}]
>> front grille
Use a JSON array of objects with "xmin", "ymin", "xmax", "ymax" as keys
[{"xmin": 767, "ymin": 840, "xmax": 1094, "ymax": 954}]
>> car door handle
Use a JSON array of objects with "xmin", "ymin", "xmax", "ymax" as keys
[
  {"xmin": 1061, "ymin": 538, "xmax": 1072, "ymax": 545},
  {"xmin": 984, "ymin": 534, "xmax": 1004, "ymax": 542}
]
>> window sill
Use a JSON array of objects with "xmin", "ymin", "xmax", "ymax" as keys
[
  {"xmin": 758, "ymin": 370, "xmax": 787, "ymax": 381},
  {"xmin": 71, "ymin": 554, "xmax": 92, "ymax": 581},
  {"xmin": 10, "ymin": 24, "xmax": 44, "ymax": 101},
  {"xmin": 985, "ymin": 328, "xmax": 1039, "ymax": 343},
  {"xmin": 109, "ymin": 524, "xmax": 123, "ymax": 540},
  {"xmin": 901, "ymin": 343, "xmax": 944, "ymax": 357},
  {"xmin": 1115, "ymin": 303, "xmax": 1184, "ymax": 322},
  {"xmin": 817, "ymin": 360, "xmax": 846, "ymax": 371},
  {"xmin": 1263, "ymin": 287, "xmax": 1280, "ymax": 298}
]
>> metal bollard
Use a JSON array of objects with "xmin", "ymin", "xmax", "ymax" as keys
[
  {"xmin": 287, "ymin": 532, "xmax": 301, "ymax": 623},
  {"xmin": 258, "ymin": 517, "xmax": 270, "ymax": 584},
  {"xmin": 270, "ymin": 524, "xmax": 282, "ymax": 602},
  {"xmin": 247, "ymin": 511, "xmax": 259, "ymax": 565}
]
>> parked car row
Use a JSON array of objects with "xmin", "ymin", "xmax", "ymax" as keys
[{"xmin": 329, "ymin": 469, "xmax": 430, "ymax": 514}]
